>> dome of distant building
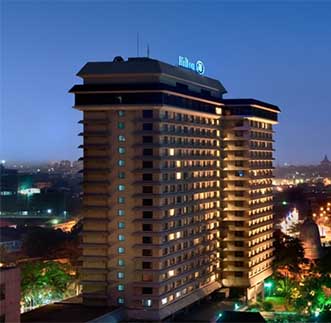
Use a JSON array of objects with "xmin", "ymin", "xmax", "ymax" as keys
[
  {"xmin": 320, "ymin": 155, "xmax": 331, "ymax": 166},
  {"xmin": 300, "ymin": 217, "xmax": 323, "ymax": 260}
]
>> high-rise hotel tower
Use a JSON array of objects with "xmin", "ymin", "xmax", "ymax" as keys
[{"xmin": 70, "ymin": 57, "xmax": 280, "ymax": 320}]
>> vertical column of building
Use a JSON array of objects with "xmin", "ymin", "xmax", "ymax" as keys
[
  {"xmin": 246, "ymin": 119, "xmax": 275, "ymax": 300},
  {"xmin": 221, "ymin": 116, "xmax": 250, "ymax": 295},
  {"xmin": 129, "ymin": 107, "xmax": 222, "ymax": 320},
  {"xmin": 79, "ymin": 110, "xmax": 112, "ymax": 305}
]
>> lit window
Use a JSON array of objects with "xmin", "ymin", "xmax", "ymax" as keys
[
  {"xmin": 117, "ymin": 297, "xmax": 124, "ymax": 304},
  {"xmin": 118, "ymin": 272, "xmax": 125, "ymax": 279},
  {"xmin": 142, "ymin": 299, "xmax": 152, "ymax": 307},
  {"xmin": 118, "ymin": 147, "xmax": 125, "ymax": 154},
  {"xmin": 118, "ymin": 135, "xmax": 125, "ymax": 142},
  {"xmin": 168, "ymin": 270, "xmax": 175, "ymax": 277},
  {"xmin": 118, "ymin": 184, "xmax": 125, "ymax": 191},
  {"xmin": 118, "ymin": 259, "xmax": 125, "ymax": 266},
  {"xmin": 118, "ymin": 284, "xmax": 125, "ymax": 291},
  {"xmin": 118, "ymin": 172, "xmax": 125, "ymax": 179},
  {"xmin": 118, "ymin": 234, "xmax": 125, "ymax": 241},
  {"xmin": 176, "ymin": 172, "xmax": 182, "ymax": 180},
  {"xmin": 118, "ymin": 122, "xmax": 125, "ymax": 129},
  {"xmin": 118, "ymin": 209, "xmax": 125, "ymax": 216},
  {"xmin": 169, "ymin": 148, "xmax": 175, "ymax": 156},
  {"xmin": 118, "ymin": 247, "xmax": 125, "ymax": 254},
  {"xmin": 169, "ymin": 209, "xmax": 175, "ymax": 216},
  {"xmin": 161, "ymin": 297, "xmax": 168, "ymax": 305},
  {"xmin": 118, "ymin": 197, "xmax": 125, "ymax": 204},
  {"xmin": 118, "ymin": 110, "xmax": 125, "ymax": 117},
  {"xmin": 176, "ymin": 291, "xmax": 181, "ymax": 298},
  {"xmin": 168, "ymin": 233, "xmax": 175, "ymax": 240},
  {"xmin": 118, "ymin": 222, "xmax": 125, "ymax": 229},
  {"xmin": 118, "ymin": 160, "xmax": 125, "ymax": 167}
]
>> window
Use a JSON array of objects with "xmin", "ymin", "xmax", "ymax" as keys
[
  {"xmin": 118, "ymin": 284, "xmax": 125, "ymax": 291},
  {"xmin": 161, "ymin": 297, "xmax": 168, "ymax": 305},
  {"xmin": 118, "ymin": 272, "xmax": 125, "ymax": 279},
  {"xmin": 143, "ymin": 186, "xmax": 153, "ymax": 193},
  {"xmin": 118, "ymin": 172, "xmax": 125, "ymax": 179},
  {"xmin": 142, "ymin": 287, "xmax": 153, "ymax": 294},
  {"xmin": 142, "ymin": 249, "xmax": 152, "ymax": 256},
  {"xmin": 143, "ymin": 173, "xmax": 153, "ymax": 181},
  {"xmin": 118, "ymin": 110, "xmax": 125, "ymax": 117},
  {"xmin": 142, "ymin": 262, "xmax": 152, "ymax": 269},
  {"xmin": 143, "ymin": 224, "xmax": 152, "ymax": 231},
  {"xmin": 169, "ymin": 148, "xmax": 175, "ymax": 156},
  {"xmin": 118, "ymin": 160, "xmax": 125, "ymax": 167},
  {"xmin": 143, "ymin": 123, "xmax": 153, "ymax": 130},
  {"xmin": 143, "ymin": 136, "xmax": 153, "ymax": 143},
  {"xmin": 143, "ymin": 211, "xmax": 153, "ymax": 219},
  {"xmin": 118, "ymin": 122, "xmax": 125, "ymax": 129},
  {"xmin": 235, "ymin": 271, "xmax": 243, "ymax": 277},
  {"xmin": 142, "ymin": 273, "xmax": 153, "ymax": 282},
  {"xmin": 118, "ymin": 209, "xmax": 125, "ymax": 216},
  {"xmin": 118, "ymin": 234, "xmax": 125, "ymax": 241},
  {"xmin": 118, "ymin": 197, "xmax": 125, "ymax": 204},
  {"xmin": 142, "ymin": 299, "xmax": 153, "ymax": 307},
  {"xmin": 143, "ymin": 148, "xmax": 153, "ymax": 156},
  {"xmin": 118, "ymin": 222, "xmax": 125, "ymax": 229},
  {"xmin": 143, "ymin": 161, "xmax": 153, "ymax": 168},
  {"xmin": 118, "ymin": 247, "xmax": 125, "ymax": 254},
  {"xmin": 118, "ymin": 135, "xmax": 126, "ymax": 142},
  {"xmin": 143, "ymin": 236, "xmax": 152, "ymax": 244},
  {"xmin": 143, "ymin": 199, "xmax": 153, "ymax": 206},
  {"xmin": 117, "ymin": 297, "xmax": 124, "ymax": 304},
  {"xmin": 118, "ymin": 259, "xmax": 125, "ymax": 266},
  {"xmin": 118, "ymin": 184, "xmax": 125, "ymax": 191},
  {"xmin": 118, "ymin": 147, "xmax": 125, "ymax": 154},
  {"xmin": 143, "ymin": 110, "xmax": 153, "ymax": 118},
  {"xmin": 0, "ymin": 284, "xmax": 5, "ymax": 300}
]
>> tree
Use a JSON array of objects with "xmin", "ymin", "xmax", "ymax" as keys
[
  {"xmin": 273, "ymin": 230, "xmax": 305, "ymax": 273},
  {"xmin": 20, "ymin": 260, "xmax": 75, "ymax": 310}
]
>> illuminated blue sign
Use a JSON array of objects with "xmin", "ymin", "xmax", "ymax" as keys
[{"xmin": 178, "ymin": 56, "xmax": 205, "ymax": 75}]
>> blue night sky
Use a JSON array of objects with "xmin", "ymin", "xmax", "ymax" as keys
[{"xmin": 1, "ymin": 1, "xmax": 331, "ymax": 165}]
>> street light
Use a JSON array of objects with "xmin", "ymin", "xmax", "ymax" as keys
[{"xmin": 264, "ymin": 281, "xmax": 273, "ymax": 297}]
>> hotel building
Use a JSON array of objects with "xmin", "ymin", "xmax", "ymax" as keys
[
  {"xmin": 70, "ymin": 57, "xmax": 280, "ymax": 320},
  {"xmin": 220, "ymin": 99, "xmax": 279, "ymax": 301}
]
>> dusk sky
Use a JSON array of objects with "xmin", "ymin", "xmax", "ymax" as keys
[{"xmin": 1, "ymin": 1, "xmax": 331, "ymax": 165}]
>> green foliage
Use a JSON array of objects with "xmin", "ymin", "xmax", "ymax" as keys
[
  {"xmin": 20, "ymin": 260, "xmax": 75, "ymax": 310},
  {"xmin": 262, "ymin": 301, "xmax": 273, "ymax": 311}
]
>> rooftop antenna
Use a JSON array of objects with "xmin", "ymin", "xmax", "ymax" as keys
[
  {"xmin": 137, "ymin": 32, "xmax": 140, "ymax": 57},
  {"xmin": 147, "ymin": 43, "xmax": 150, "ymax": 58}
]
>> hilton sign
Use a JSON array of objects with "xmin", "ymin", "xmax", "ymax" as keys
[{"xmin": 178, "ymin": 56, "xmax": 205, "ymax": 75}]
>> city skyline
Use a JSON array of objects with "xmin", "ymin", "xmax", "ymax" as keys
[{"xmin": 2, "ymin": 1, "xmax": 331, "ymax": 164}]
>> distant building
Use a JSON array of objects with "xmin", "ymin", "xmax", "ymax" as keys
[
  {"xmin": 0, "ymin": 166, "xmax": 18, "ymax": 197},
  {"xmin": 0, "ymin": 266, "xmax": 21, "ymax": 323},
  {"xmin": 321, "ymin": 155, "xmax": 331, "ymax": 167}
]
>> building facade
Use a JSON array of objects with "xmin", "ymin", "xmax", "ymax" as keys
[
  {"xmin": 0, "ymin": 267, "xmax": 21, "ymax": 323},
  {"xmin": 70, "ymin": 57, "xmax": 280, "ymax": 320},
  {"xmin": 220, "ymin": 99, "xmax": 279, "ymax": 301}
]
